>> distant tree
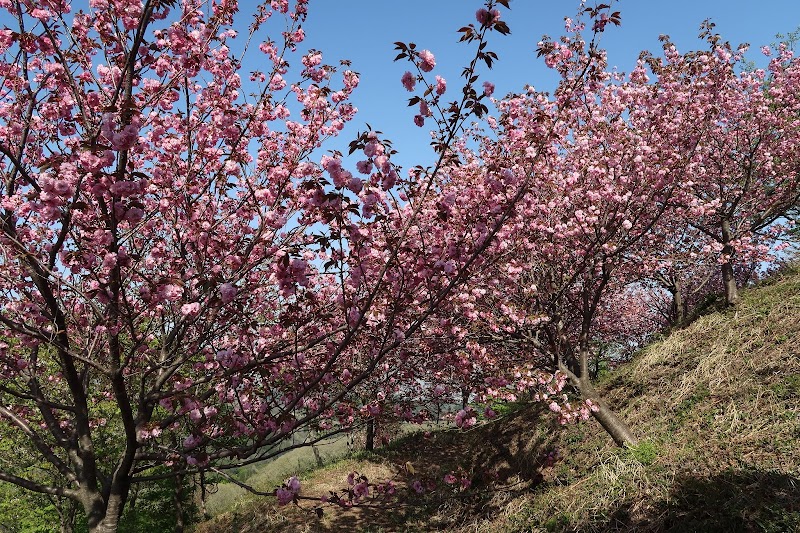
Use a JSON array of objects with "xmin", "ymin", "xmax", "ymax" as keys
[{"xmin": 645, "ymin": 27, "xmax": 800, "ymax": 306}]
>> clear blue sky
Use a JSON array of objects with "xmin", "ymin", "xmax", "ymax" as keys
[{"xmin": 300, "ymin": 0, "xmax": 800, "ymax": 170}]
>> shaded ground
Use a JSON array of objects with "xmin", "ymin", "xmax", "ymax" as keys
[{"xmin": 194, "ymin": 405, "xmax": 560, "ymax": 532}]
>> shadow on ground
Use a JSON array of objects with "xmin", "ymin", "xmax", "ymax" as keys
[
  {"xmin": 576, "ymin": 469, "xmax": 800, "ymax": 533},
  {"xmin": 311, "ymin": 403, "xmax": 561, "ymax": 531}
]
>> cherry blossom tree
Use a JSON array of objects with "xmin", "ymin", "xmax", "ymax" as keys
[
  {"xmin": 646, "ymin": 27, "xmax": 800, "ymax": 306},
  {"xmin": 415, "ymin": 22, "xmax": 800, "ymax": 451},
  {"xmin": 9, "ymin": 0, "xmax": 799, "ymax": 527},
  {"xmin": 0, "ymin": 0, "xmax": 536, "ymax": 529},
  {"xmin": 410, "ymin": 12, "xmax": 722, "ymax": 447},
  {"xmin": 642, "ymin": 220, "xmax": 720, "ymax": 326},
  {"xmin": 590, "ymin": 281, "xmax": 667, "ymax": 373}
]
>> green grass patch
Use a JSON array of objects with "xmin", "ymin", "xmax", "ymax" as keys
[{"xmin": 626, "ymin": 440, "xmax": 659, "ymax": 466}]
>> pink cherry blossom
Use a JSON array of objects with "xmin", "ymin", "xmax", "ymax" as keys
[
  {"xmin": 435, "ymin": 75, "xmax": 447, "ymax": 95},
  {"xmin": 417, "ymin": 49, "xmax": 436, "ymax": 72},
  {"xmin": 401, "ymin": 71, "xmax": 416, "ymax": 92},
  {"xmin": 180, "ymin": 302, "xmax": 201, "ymax": 316},
  {"xmin": 219, "ymin": 283, "xmax": 238, "ymax": 303},
  {"xmin": 276, "ymin": 487, "xmax": 294, "ymax": 505}
]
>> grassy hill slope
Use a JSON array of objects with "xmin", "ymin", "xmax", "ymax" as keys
[{"xmin": 194, "ymin": 268, "xmax": 800, "ymax": 532}]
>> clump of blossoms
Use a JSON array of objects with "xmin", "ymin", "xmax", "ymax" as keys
[
  {"xmin": 276, "ymin": 476, "xmax": 302, "ymax": 505},
  {"xmin": 454, "ymin": 407, "xmax": 477, "ymax": 428}
]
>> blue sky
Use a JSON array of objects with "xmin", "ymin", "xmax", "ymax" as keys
[
  {"xmin": 2, "ymin": 1, "xmax": 797, "ymax": 171},
  {"xmin": 299, "ymin": 0, "xmax": 800, "ymax": 170}
]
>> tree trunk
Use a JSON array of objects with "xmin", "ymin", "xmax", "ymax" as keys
[
  {"xmin": 89, "ymin": 512, "xmax": 120, "ymax": 532},
  {"xmin": 721, "ymin": 260, "xmax": 739, "ymax": 306},
  {"xmin": 90, "ymin": 520, "xmax": 119, "ymax": 533},
  {"xmin": 199, "ymin": 472, "xmax": 210, "ymax": 520},
  {"xmin": 573, "ymin": 333, "xmax": 637, "ymax": 448},
  {"xmin": 86, "ymin": 494, "xmax": 123, "ymax": 533},
  {"xmin": 575, "ymin": 376, "xmax": 637, "ymax": 447},
  {"xmin": 590, "ymin": 345, "xmax": 606, "ymax": 380},
  {"xmin": 173, "ymin": 471, "xmax": 185, "ymax": 533},
  {"xmin": 670, "ymin": 278, "xmax": 685, "ymax": 327},
  {"xmin": 720, "ymin": 219, "xmax": 740, "ymax": 306},
  {"xmin": 365, "ymin": 418, "xmax": 375, "ymax": 451},
  {"xmin": 592, "ymin": 407, "xmax": 638, "ymax": 447},
  {"xmin": 312, "ymin": 444, "xmax": 324, "ymax": 467}
]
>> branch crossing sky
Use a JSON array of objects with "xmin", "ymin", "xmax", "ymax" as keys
[{"xmin": 301, "ymin": 0, "xmax": 800, "ymax": 169}]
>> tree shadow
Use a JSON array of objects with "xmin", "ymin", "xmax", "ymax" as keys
[
  {"xmin": 307, "ymin": 403, "xmax": 560, "ymax": 531},
  {"xmin": 601, "ymin": 469, "xmax": 800, "ymax": 533}
]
